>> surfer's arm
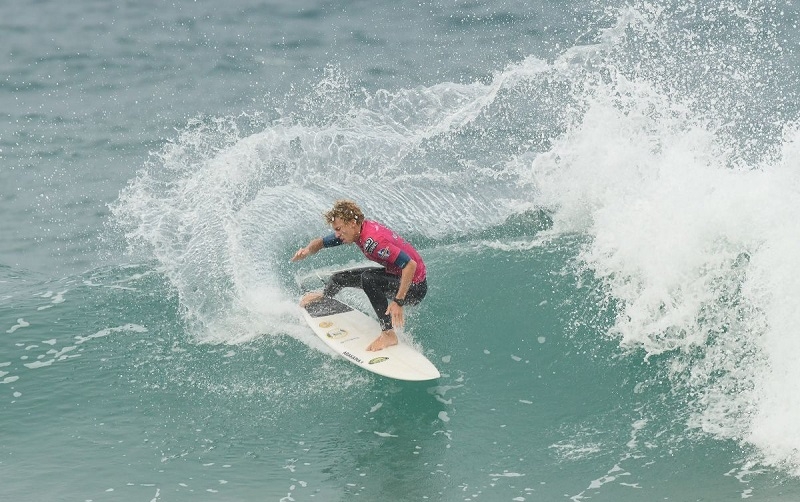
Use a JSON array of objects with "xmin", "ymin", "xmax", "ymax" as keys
[
  {"xmin": 393, "ymin": 258, "xmax": 416, "ymax": 301},
  {"xmin": 291, "ymin": 237, "xmax": 325, "ymax": 261},
  {"xmin": 386, "ymin": 258, "xmax": 416, "ymax": 328}
]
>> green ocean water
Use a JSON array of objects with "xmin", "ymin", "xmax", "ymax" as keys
[
  {"xmin": 6, "ymin": 241, "xmax": 793, "ymax": 501},
  {"xmin": 4, "ymin": 0, "xmax": 800, "ymax": 500}
]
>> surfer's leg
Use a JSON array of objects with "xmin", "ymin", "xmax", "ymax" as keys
[
  {"xmin": 359, "ymin": 268, "xmax": 396, "ymax": 330},
  {"xmin": 323, "ymin": 268, "xmax": 370, "ymax": 297},
  {"xmin": 359, "ymin": 269, "xmax": 402, "ymax": 351},
  {"xmin": 303, "ymin": 268, "xmax": 367, "ymax": 306},
  {"xmin": 404, "ymin": 279, "xmax": 428, "ymax": 306},
  {"xmin": 359, "ymin": 270, "xmax": 430, "ymax": 351}
]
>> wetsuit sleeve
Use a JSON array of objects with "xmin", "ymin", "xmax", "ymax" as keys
[
  {"xmin": 322, "ymin": 233, "xmax": 343, "ymax": 248},
  {"xmin": 394, "ymin": 250, "xmax": 411, "ymax": 268}
]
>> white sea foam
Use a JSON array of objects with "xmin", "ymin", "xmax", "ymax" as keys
[
  {"xmin": 490, "ymin": 472, "xmax": 525, "ymax": 478},
  {"xmin": 24, "ymin": 360, "xmax": 54, "ymax": 369},
  {"xmin": 6, "ymin": 318, "xmax": 29, "ymax": 333},
  {"xmin": 516, "ymin": 20, "xmax": 800, "ymax": 475},
  {"xmin": 74, "ymin": 324, "xmax": 148, "ymax": 345}
]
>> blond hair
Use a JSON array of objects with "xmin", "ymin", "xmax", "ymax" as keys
[{"xmin": 324, "ymin": 199, "xmax": 364, "ymax": 224}]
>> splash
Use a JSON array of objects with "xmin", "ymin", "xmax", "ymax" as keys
[
  {"xmin": 110, "ymin": 65, "xmax": 538, "ymax": 343},
  {"xmin": 518, "ymin": 0, "xmax": 800, "ymax": 476}
]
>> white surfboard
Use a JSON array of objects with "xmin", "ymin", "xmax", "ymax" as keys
[{"xmin": 300, "ymin": 296, "xmax": 440, "ymax": 381}]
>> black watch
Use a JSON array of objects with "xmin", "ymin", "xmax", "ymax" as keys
[{"xmin": 393, "ymin": 297, "xmax": 405, "ymax": 307}]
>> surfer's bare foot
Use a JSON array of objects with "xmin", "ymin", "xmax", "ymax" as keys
[
  {"xmin": 366, "ymin": 330, "xmax": 398, "ymax": 351},
  {"xmin": 300, "ymin": 291, "xmax": 324, "ymax": 307}
]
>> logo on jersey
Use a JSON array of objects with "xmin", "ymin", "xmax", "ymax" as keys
[
  {"xmin": 377, "ymin": 247, "xmax": 391, "ymax": 260},
  {"xmin": 363, "ymin": 238, "xmax": 378, "ymax": 254}
]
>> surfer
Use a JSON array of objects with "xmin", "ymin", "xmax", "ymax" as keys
[{"xmin": 291, "ymin": 200, "xmax": 428, "ymax": 351}]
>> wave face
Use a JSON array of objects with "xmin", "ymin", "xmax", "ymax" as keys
[{"xmin": 109, "ymin": 0, "xmax": 800, "ymax": 478}]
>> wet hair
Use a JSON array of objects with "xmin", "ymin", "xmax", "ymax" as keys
[{"xmin": 324, "ymin": 199, "xmax": 364, "ymax": 224}]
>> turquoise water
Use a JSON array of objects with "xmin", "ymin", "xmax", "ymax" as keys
[{"xmin": 4, "ymin": 0, "xmax": 800, "ymax": 500}]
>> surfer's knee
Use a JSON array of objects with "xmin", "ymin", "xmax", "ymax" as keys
[{"xmin": 359, "ymin": 268, "xmax": 377, "ymax": 287}]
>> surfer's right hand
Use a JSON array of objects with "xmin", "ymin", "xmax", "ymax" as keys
[
  {"xmin": 291, "ymin": 237, "xmax": 325, "ymax": 262},
  {"xmin": 291, "ymin": 247, "xmax": 309, "ymax": 261}
]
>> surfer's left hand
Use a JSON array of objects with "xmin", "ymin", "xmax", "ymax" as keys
[{"xmin": 386, "ymin": 302, "xmax": 404, "ymax": 328}]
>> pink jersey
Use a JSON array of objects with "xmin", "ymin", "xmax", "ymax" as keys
[{"xmin": 356, "ymin": 220, "xmax": 426, "ymax": 283}]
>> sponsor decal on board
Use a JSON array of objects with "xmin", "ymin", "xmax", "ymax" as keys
[
  {"xmin": 343, "ymin": 351, "xmax": 364, "ymax": 364},
  {"xmin": 326, "ymin": 328, "xmax": 348, "ymax": 339}
]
